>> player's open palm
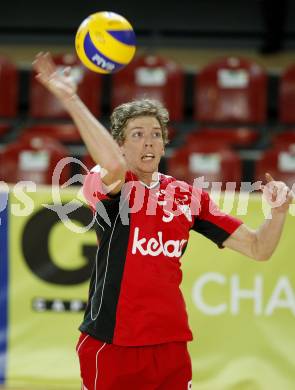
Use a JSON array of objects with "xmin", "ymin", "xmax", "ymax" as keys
[
  {"xmin": 33, "ymin": 52, "xmax": 77, "ymax": 102},
  {"xmin": 261, "ymin": 173, "xmax": 293, "ymax": 214}
]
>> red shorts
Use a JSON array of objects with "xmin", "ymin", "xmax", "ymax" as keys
[{"xmin": 76, "ymin": 333, "xmax": 192, "ymax": 390}]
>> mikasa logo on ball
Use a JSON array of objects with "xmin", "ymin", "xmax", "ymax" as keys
[{"xmin": 91, "ymin": 53, "xmax": 115, "ymax": 71}]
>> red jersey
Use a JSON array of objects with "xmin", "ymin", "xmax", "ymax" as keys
[{"xmin": 79, "ymin": 167, "xmax": 242, "ymax": 346}]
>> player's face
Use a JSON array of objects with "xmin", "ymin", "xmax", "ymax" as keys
[{"xmin": 120, "ymin": 116, "xmax": 165, "ymax": 177}]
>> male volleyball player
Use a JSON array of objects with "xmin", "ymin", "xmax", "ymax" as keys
[{"xmin": 33, "ymin": 52, "xmax": 293, "ymax": 390}]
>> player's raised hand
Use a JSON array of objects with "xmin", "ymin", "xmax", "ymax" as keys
[
  {"xmin": 261, "ymin": 172, "xmax": 293, "ymax": 214},
  {"xmin": 32, "ymin": 52, "xmax": 77, "ymax": 102}
]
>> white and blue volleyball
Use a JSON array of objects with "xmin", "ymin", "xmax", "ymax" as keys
[{"xmin": 75, "ymin": 11, "xmax": 136, "ymax": 74}]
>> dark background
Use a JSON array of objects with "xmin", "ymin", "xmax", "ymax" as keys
[{"xmin": 0, "ymin": 0, "xmax": 294, "ymax": 49}]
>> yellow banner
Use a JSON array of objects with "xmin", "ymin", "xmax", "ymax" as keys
[
  {"xmin": 7, "ymin": 187, "xmax": 96, "ymax": 388},
  {"xmin": 4, "ymin": 188, "xmax": 295, "ymax": 389},
  {"xmin": 182, "ymin": 193, "xmax": 295, "ymax": 390}
]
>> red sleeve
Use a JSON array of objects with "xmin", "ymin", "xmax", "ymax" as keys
[
  {"xmin": 82, "ymin": 165, "xmax": 113, "ymax": 211},
  {"xmin": 192, "ymin": 190, "xmax": 243, "ymax": 248}
]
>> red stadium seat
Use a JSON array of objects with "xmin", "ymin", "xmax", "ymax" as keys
[
  {"xmin": 195, "ymin": 57, "xmax": 267, "ymax": 124},
  {"xmin": 279, "ymin": 65, "xmax": 295, "ymax": 124},
  {"xmin": 29, "ymin": 53, "xmax": 102, "ymax": 119},
  {"xmin": 21, "ymin": 123, "xmax": 82, "ymax": 143},
  {"xmin": 82, "ymin": 154, "xmax": 96, "ymax": 171},
  {"xmin": 0, "ymin": 124, "xmax": 11, "ymax": 138},
  {"xmin": 167, "ymin": 142, "xmax": 242, "ymax": 189},
  {"xmin": 255, "ymin": 145, "xmax": 295, "ymax": 188},
  {"xmin": 0, "ymin": 134, "xmax": 71, "ymax": 185},
  {"xmin": 0, "ymin": 56, "xmax": 19, "ymax": 118},
  {"xmin": 186, "ymin": 127, "xmax": 259, "ymax": 149},
  {"xmin": 111, "ymin": 54, "xmax": 185, "ymax": 121},
  {"xmin": 272, "ymin": 130, "xmax": 295, "ymax": 147},
  {"xmin": 167, "ymin": 126, "xmax": 177, "ymax": 142}
]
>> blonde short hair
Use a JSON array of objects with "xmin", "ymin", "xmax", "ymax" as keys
[{"xmin": 110, "ymin": 99, "xmax": 169, "ymax": 145}]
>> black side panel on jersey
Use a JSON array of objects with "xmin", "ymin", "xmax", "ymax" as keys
[{"xmin": 79, "ymin": 196, "xmax": 131, "ymax": 343}]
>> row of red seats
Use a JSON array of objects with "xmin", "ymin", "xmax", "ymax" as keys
[
  {"xmin": 1, "ymin": 53, "xmax": 295, "ymax": 124},
  {"xmin": 5, "ymin": 123, "xmax": 292, "ymax": 149},
  {"xmin": 1, "ymin": 132, "xmax": 294, "ymax": 188},
  {"xmin": 168, "ymin": 130, "xmax": 295, "ymax": 189}
]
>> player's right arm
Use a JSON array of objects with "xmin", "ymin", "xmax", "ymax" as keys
[{"xmin": 32, "ymin": 52, "xmax": 126, "ymax": 194}]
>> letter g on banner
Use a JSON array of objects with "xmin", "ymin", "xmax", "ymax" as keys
[{"xmin": 22, "ymin": 206, "xmax": 96, "ymax": 285}]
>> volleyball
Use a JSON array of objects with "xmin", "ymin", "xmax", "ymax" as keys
[{"xmin": 75, "ymin": 11, "xmax": 136, "ymax": 74}]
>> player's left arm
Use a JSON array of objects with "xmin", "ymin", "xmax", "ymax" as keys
[{"xmin": 223, "ymin": 173, "xmax": 293, "ymax": 261}]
